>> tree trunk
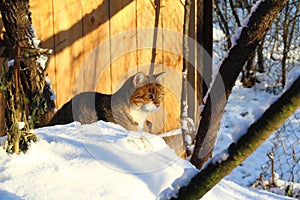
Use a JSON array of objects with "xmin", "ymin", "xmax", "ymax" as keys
[
  {"xmin": 191, "ymin": 0, "xmax": 289, "ymax": 169},
  {"xmin": 281, "ymin": 3, "xmax": 289, "ymax": 89},
  {"xmin": 281, "ymin": 1, "xmax": 299, "ymax": 88},
  {"xmin": 257, "ymin": 36, "xmax": 265, "ymax": 73},
  {"xmin": 197, "ymin": 0, "xmax": 213, "ymax": 99},
  {"xmin": 0, "ymin": 91, "xmax": 5, "ymax": 137},
  {"xmin": 0, "ymin": 0, "xmax": 55, "ymax": 152},
  {"xmin": 176, "ymin": 75, "xmax": 300, "ymax": 199}
]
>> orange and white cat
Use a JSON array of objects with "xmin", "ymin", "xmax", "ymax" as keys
[{"xmin": 48, "ymin": 72, "xmax": 164, "ymax": 132}]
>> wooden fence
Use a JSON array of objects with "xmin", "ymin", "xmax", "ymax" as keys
[
  {"xmin": 0, "ymin": 0, "xmax": 203, "ymax": 139},
  {"xmin": 28, "ymin": 0, "xmax": 190, "ymax": 134}
]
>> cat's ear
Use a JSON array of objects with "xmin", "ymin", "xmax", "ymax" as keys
[
  {"xmin": 133, "ymin": 72, "xmax": 148, "ymax": 87},
  {"xmin": 153, "ymin": 72, "xmax": 165, "ymax": 84}
]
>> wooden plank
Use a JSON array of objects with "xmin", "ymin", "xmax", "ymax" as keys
[
  {"xmin": 161, "ymin": 0, "xmax": 184, "ymax": 72},
  {"xmin": 136, "ymin": 0, "xmax": 163, "ymax": 71},
  {"xmin": 30, "ymin": 1, "xmax": 55, "ymax": 47},
  {"xmin": 51, "ymin": 0, "xmax": 84, "ymax": 108},
  {"xmin": 161, "ymin": 0, "xmax": 184, "ymax": 133},
  {"xmin": 162, "ymin": 0, "xmax": 185, "ymax": 31},
  {"xmin": 81, "ymin": 0, "xmax": 111, "ymax": 94},
  {"xmin": 158, "ymin": 0, "xmax": 184, "ymax": 155},
  {"xmin": 109, "ymin": 1, "xmax": 138, "ymax": 93}
]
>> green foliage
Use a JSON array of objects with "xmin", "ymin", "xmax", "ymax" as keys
[
  {"xmin": 0, "ymin": 0, "xmax": 54, "ymax": 154},
  {"xmin": 0, "ymin": 56, "xmax": 48, "ymax": 153}
]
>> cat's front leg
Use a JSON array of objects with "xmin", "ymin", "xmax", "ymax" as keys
[{"xmin": 114, "ymin": 105, "xmax": 140, "ymax": 131}]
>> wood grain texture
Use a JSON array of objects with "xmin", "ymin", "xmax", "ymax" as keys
[{"xmin": 81, "ymin": 0, "xmax": 111, "ymax": 94}]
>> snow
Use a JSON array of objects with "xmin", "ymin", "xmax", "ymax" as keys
[
  {"xmin": 203, "ymin": 179, "xmax": 294, "ymax": 200},
  {"xmin": 45, "ymin": 76, "xmax": 56, "ymax": 101},
  {"xmin": 231, "ymin": 0, "xmax": 263, "ymax": 47},
  {"xmin": 17, "ymin": 122, "xmax": 25, "ymax": 130},
  {"xmin": 241, "ymin": 0, "xmax": 263, "ymax": 27},
  {"xmin": 36, "ymin": 54, "xmax": 48, "ymax": 70},
  {"xmin": 0, "ymin": 121, "xmax": 198, "ymax": 200},
  {"xmin": 231, "ymin": 27, "xmax": 243, "ymax": 47},
  {"xmin": 7, "ymin": 59, "xmax": 14, "ymax": 67}
]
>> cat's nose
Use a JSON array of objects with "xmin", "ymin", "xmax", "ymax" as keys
[{"xmin": 154, "ymin": 103, "xmax": 160, "ymax": 108}]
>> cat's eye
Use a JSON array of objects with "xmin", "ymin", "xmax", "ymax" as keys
[{"xmin": 147, "ymin": 93, "xmax": 153, "ymax": 99}]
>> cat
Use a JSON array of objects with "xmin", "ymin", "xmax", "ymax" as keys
[{"xmin": 48, "ymin": 72, "xmax": 164, "ymax": 132}]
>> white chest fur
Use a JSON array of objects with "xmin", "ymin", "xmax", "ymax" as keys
[{"xmin": 129, "ymin": 107, "xmax": 148, "ymax": 131}]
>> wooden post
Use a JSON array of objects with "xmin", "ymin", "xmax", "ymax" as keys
[{"xmin": 196, "ymin": 0, "xmax": 212, "ymax": 106}]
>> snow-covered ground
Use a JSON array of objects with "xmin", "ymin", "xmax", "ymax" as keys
[
  {"xmin": 0, "ymin": 121, "xmax": 198, "ymax": 200},
  {"xmin": 203, "ymin": 179, "xmax": 294, "ymax": 200}
]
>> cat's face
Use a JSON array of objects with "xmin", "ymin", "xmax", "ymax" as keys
[{"xmin": 129, "ymin": 83, "xmax": 164, "ymax": 112}]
